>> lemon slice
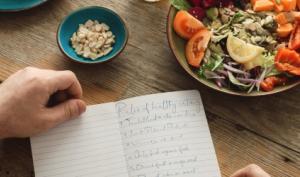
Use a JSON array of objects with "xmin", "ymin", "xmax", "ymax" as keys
[{"xmin": 227, "ymin": 34, "xmax": 265, "ymax": 63}]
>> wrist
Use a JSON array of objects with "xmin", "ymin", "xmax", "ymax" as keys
[
  {"xmin": 0, "ymin": 112, "xmax": 8, "ymax": 139},
  {"xmin": 0, "ymin": 117, "xmax": 9, "ymax": 139}
]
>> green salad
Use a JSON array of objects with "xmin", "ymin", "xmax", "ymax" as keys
[{"xmin": 171, "ymin": 0, "xmax": 300, "ymax": 93}]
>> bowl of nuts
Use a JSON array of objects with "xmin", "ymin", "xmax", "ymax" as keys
[{"xmin": 57, "ymin": 6, "xmax": 128, "ymax": 64}]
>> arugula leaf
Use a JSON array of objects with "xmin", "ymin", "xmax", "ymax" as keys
[
  {"xmin": 231, "ymin": 12, "xmax": 245, "ymax": 24},
  {"xmin": 211, "ymin": 53, "xmax": 224, "ymax": 71},
  {"xmin": 198, "ymin": 63, "xmax": 215, "ymax": 78},
  {"xmin": 170, "ymin": 0, "xmax": 191, "ymax": 10},
  {"xmin": 198, "ymin": 53, "xmax": 224, "ymax": 78},
  {"xmin": 215, "ymin": 12, "xmax": 244, "ymax": 33}
]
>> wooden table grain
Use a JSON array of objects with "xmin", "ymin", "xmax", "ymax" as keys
[{"xmin": 0, "ymin": 0, "xmax": 299, "ymax": 177}]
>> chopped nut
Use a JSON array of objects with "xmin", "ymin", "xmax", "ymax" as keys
[
  {"xmin": 70, "ymin": 20, "xmax": 115, "ymax": 60},
  {"xmin": 85, "ymin": 20, "xmax": 94, "ymax": 28},
  {"xmin": 95, "ymin": 24, "xmax": 102, "ymax": 32},
  {"xmin": 106, "ymin": 31, "xmax": 113, "ymax": 37},
  {"xmin": 102, "ymin": 23, "xmax": 110, "ymax": 31},
  {"xmin": 103, "ymin": 47, "xmax": 113, "ymax": 56}
]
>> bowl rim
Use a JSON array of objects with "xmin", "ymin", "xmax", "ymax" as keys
[
  {"xmin": 57, "ymin": 6, "xmax": 129, "ymax": 65},
  {"xmin": 0, "ymin": 0, "xmax": 49, "ymax": 12},
  {"xmin": 166, "ymin": 5, "xmax": 300, "ymax": 96}
]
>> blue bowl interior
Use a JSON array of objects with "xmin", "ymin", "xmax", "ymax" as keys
[
  {"xmin": 58, "ymin": 6, "xmax": 127, "ymax": 64},
  {"xmin": 0, "ymin": 0, "xmax": 47, "ymax": 11}
]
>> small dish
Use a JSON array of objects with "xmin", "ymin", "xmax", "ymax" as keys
[
  {"xmin": 0, "ymin": 0, "xmax": 49, "ymax": 12},
  {"xmin": 57, "ymin": 6, "xmax": 128, "ymax": 64}
]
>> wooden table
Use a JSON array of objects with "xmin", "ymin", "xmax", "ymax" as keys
[{"xmin": 0, "ymin": 0, "xmax": 299, "ymax": 176}]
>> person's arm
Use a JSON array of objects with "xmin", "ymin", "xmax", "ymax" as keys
[
  {"xmin": 0, "ymin": 67, "xmax": 86, "ymax": 138},
  {"xmin": 231, "ymin": 164, "xmax": 271, "ymax": 177}
]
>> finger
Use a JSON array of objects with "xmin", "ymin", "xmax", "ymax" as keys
[
  {"xmin": 47, "ymin": 91, "xmax": 70, "ymax": 107},
  {"xmin": 230, "ymin": 164, "xmax": 271, "ymax": 177},
  {"xmin": 230, "ymin": 167, "xmax": 248, "ymax": 177},
  {"xmin": 53, "ymin": 91, "xmax": 70, "ymax": 103},
  {"xmin": 45, "ymin": 99, "xmax": 86, "ymax": 127},
  {"xmin": 48, "ymin": 71, "xmax": 83, "ymax": 98}
]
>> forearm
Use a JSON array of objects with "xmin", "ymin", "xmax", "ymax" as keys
[
  {"xmin": 0, "ymin": 90, "xmax": 7, "ymax": 138},
  {"xmin": 0, "ymin": 115, "xmax": 9, "ymax": 139}
]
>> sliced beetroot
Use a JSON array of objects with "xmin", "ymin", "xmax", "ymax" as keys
[
  {"xmin": 187, "ymin": 0, "xmax": 202, "ymax": 7},
  {"xmin": 202, "ymin": 0, "xmax": 217, "ymax": 8},
  {"xmin": 218, "ymin": 0, "xmax": 233, "ymax": 7},
  {"xmin": 188, "ymin": 7, "xmax": 206, "ymax": 21}
]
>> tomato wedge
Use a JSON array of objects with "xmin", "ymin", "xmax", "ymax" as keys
[
  {"xmin": 186, "ymin": 29, "xmax": 212, "ymax": 68},
  {"xmin": 275, "ymin": 48, "xmax": 300, "ymax": 76},
  {"xmin": 173, "ymin": 10, "xmax": 205, "ymax": 40},
  {"xmin": 260, "ymin": 76, "xmax": 287, "ymax": 92}
]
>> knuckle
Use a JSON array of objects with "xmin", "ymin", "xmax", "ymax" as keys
[
  {"xmin": 65, "ymin": 70, "xmax": 76, "ymax": 78},
  {"xmin": 64, "ymin": 103, "xmax": 72, "ymax": 118},
  {"xmin": 247, "ymin": 164, "xmax": 259, "ymax": 169},
  {"xmin": 28, "ymin": 75, "xmax": 46, "ymax": 87},
  {"xmin": 19, "ymin": 75, "xmax": 46, "ymax": 94},
  {"xmin": 64, "ymin": 101, "xmax": 79, "ymax": 119},
  {"xmin": 22, "ymin": 66, "xmax": 36, "ymax": 73},
  {"xmin": 246, "ymin": 164, "xmax": 261, "ymax": 173}
]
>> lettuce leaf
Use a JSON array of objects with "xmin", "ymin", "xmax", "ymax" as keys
[{"xmin": 170, "ymin": 0, "xmax": 191, "ymax": 10}]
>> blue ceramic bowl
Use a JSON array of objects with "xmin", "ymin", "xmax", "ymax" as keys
[
  {"xmin": 57, "ymin": 6, "xmax": 128, "ymax": 64},
  {"xmin": 0, "ymin": 0, "xmax": 49, "ymax": 12}
]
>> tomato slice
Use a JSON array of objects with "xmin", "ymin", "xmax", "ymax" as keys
[
  {"xmin": 260, "ymin": 76, "xmax": 287, "ymax": 92},
  {"xmin": 186, "ymin": 29, "xmax": 212, "ymax": 68},
  {"xmin": 275, "ymin": 48, "xmax": 300, "ymax": 76},
  {"xmin": 173, "ymin": 10, "xmax": 205, "ymax": 40}
]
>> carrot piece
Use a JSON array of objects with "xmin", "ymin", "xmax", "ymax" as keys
[
  {"xmin": 272, "ymin": 0, "xmax": 284, "ymax": 12},
  {"xmin": 251, "ymin": 0, "xmax": 259, "ymax": 6},
  {"xmin": 298, "ymin": 0, "xmax": 300, "ymax": 10},
  {"xmin": 274, "ymin": 4, "xmax": 285, "ymax": 12},
  {"xmin": 253, "ymin": 0, "xmax": 274, "ymax": 12},
  {"xmin": 277, "ymin": 23, "xmax": 294, "ymax": 38},
  {"xmin": 292, "ymin": 11, "xmax": 300, "ymax": 20},
  {"xmin": 275, "ymin": 13, "xmax": 289, "ymax": 25},
  {"xmin": 289, "ymin": 21, "xmax": 300, "ymax": 50},
  {"xmin": 281, "ymin": 0, "xmax": 297, "ymax": 11},
  {"xmin": 275, "ymin": 12, "xmax": 300, "ymax": 25}
]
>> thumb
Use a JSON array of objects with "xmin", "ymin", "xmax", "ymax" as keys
[
  {"xmin": 47, "ymin": 99, "xmax": 86, "ymax": 125},
  {"xmin": 230, "ymin": 164, "xmax": 271, "ymax": 177}
]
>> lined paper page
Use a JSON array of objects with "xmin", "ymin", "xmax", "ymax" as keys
[
  {"xmin": 116, "ymin": 90, "xmax": 221, "ymax": 177},
  {"xmin": 31, "ymin": 103, "xmax": 129, "ymax": 177}
]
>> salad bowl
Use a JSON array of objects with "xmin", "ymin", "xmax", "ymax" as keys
[{"xmin": 167, "ymin": 4, "xmax": 300, "ymax": 96}]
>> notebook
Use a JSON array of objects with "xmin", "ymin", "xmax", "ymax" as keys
[{"xmin": 30, "ymin": 90, "xmax": 221, "ymax": 177}]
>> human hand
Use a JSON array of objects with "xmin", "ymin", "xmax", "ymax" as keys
[
  {"xmin": 0, "ymin": 67, "xmax": 86, "ymax": 138},
  {"xmin": 231, "ymin": 164, "xmax": 271, "ymax": 177}
]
